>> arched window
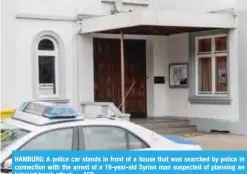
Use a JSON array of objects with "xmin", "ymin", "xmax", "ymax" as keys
[{"xmin": 37, "ymin": 37, "xmax": 59, "ymax": 97}]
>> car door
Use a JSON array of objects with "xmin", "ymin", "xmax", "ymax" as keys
[
  {"xmin": 1, "ymin": 127, "xmax": 78, "ymax": 173},
  {"xmin": 78, "ymin": 126, "xmax": 150, "ymax": 150}
]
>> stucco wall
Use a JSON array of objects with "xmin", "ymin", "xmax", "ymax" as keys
[
  {"xmin": 1, "ymin": 22, "xmax": 241, "ymax": 122},
  {"xmin": 1, "ymin": 0, "xmax": 18, "ymax": 108},
  {"xmin": 1, "ymin": 0, "xmax": 243, "ymax": 128},
  {"xmin": 148, "ymin": 32, "xmax": 239, "ymax": 122},
  {"xmin": 191, "ymin": 9, "xmax": 247, "ymax": 135},
  {"xmin": 15, "ymin": 0, "xmax": 147, "ymax": 16},
  {"xmin": 77, "ymin": 34, "xmax": 94, "ymax": 106},
  {"xmin": 236, "ymin": 0, "xmax": 247, "ymax": 10},
  {"xmin": 152, "ymin": 37, "xmax": 170, "ymax": 116},
  {"xmin": 235, "ymin": 10, "xmax": 247, "ymax": 135},
  {"xmin": 2, "ymin": 17, "xmax": 78, "ymax": 108},
  {"xmin": 14, "ymin": 0, "xmax": 237, "ymax": 17},
  {"xmin": 169, "ymin": 32, "xmax": 239, "ymax": 121},
  {"xmin": 151, "ymin": 0, "xmax": 236, "ymax": 12},
  {"xmin": 87, "ymin": 32, "xmax": 239, "ymax": 122}
]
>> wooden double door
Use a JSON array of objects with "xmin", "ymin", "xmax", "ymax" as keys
[{"xmin": 93, "ymin": 38, "xmax": 147, "ymax": 118}]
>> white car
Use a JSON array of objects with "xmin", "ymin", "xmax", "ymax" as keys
[{"xmin": 1, "ymin": 101, "xmax": 202, "ymax": 173}]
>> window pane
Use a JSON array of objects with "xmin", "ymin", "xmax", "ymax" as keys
[
  {"xmin": 198, "ymin": 38, "xmax": 211, "ymax": 53},
  {"xmin": 128, "ymin": 133, "xmax": 148, "ymax": 149},
  {"xmin": 20, "ymin": 128, "xmax": 73, "ymax": 150},
  {"xmin": 216, "ymin": 56, "xmax": 227, "ymax": 92},
  {"xmin": 215, "ymin": 37, "xmax": 227, "ymax": 51},
  {"xmin": 38, "ymin": 39, "xmax": 55, "ymax": 50},
  {"xmin": 82, "ymin": 127, "xmax": 127, "ymax": 150},
  {"xmin": 198, "ymin": 57, "xmax": 212, "ymax": 92},
  {"xmin": 38, "ymin": 56, "xmax": 56, "ymax": 95}
]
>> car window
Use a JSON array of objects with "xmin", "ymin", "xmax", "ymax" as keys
[
  {"xmin": 1, "ymin": 121, "xmax": 30, "ymax": 151},
  {"xmin": 128, "ymin": 132, "xmax": 149, "ymax": 149},
  {"xmin": 81, "ymin": 126, "xmax": 127, "ymax": 150},
  {"xmin": 20, "ymin": 128, "xmax": 73, "ymax": 150}
]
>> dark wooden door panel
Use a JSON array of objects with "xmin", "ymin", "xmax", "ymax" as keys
[
  {"xmin": 93, "ymin": 39, "xmax": 121, "ymax": 107},
  {"xmin": 93, "ymin": 38, "xmax": 146, "ymax": 118},
  {"xmin": 124, "ymin": 40, "xmax": 146, "ymax": 117}
]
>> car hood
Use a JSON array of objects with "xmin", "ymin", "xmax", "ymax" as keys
[
  {"xmin": 161, "ymin": 135, "xmax": 202, "ymax": 150},
  {"xmin": 162, "ymin": 135, "xmax": 198, "ymax": 145},
  {"xmin": 141, "ymin": 134, "xmax": 202, "ymax": 151}
]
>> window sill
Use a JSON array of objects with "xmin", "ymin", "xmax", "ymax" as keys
[
  {"xmin": 188, "ymin": 96, "xmax": 231, "ymax": 105},
  {"xmin": 101, "ymin": 0, "xmax": 149, "ymax": 6},
  {"xmin": 38, "ymin": 98, "xmax": 69, "ymax": 104}
]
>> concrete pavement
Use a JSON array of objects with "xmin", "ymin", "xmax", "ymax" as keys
[{"xmin": 189, "ymin": 133, "xmax": 247, "ymax": 150}]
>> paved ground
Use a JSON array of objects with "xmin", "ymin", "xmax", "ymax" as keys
[{"xmin": 188, "ymin": 133, "xmax": 247, "ymax": 150}]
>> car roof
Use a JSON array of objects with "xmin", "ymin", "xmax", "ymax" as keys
[
  {"xmin": 3, "ymin": 101, "xmax": 169, "ymax": 147},
  {"xmin": 4, "ymin": 100, "xmax": 132, "ymax": 131},
  {"xmin": 8, "ymin": 111, "xmax": 128, "ymax": 130},
  {"xmin": 3, "ymin": 112, "xmax": 162, "ymax": 147},
  {"xmin": 13, "ymin": 101, "xmax": 116, "ymax": 126},
  {"xmin": 3, "ymin": 102, "xmax": 199, "ymax": 152},
  {"xmin": 12, "ymin": 109, "xmax": 124, "ymax": 127},
  {"xmin": 3, "ymin": 116, "xmax": 130, "ymax": 130}
]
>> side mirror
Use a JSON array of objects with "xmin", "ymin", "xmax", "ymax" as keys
[{"xmin": 2, "ymin": 158, "xmax": 12, "ymax": 172}]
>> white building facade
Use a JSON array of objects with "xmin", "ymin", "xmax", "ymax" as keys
[{"xmin": 1, "ymin": 0, "xmax": 247, "ymax": 135}]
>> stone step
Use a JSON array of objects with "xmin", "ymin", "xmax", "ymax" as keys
[
  {"xmin": 153, "ymin": 126, "xmax": 197, "ymax": 135},
  {"xmin": 138, "ymin": 120, "xmax": 190, "ymax": 129},
  {"xmin": 131, "ymin": 117, "xmax": 197, "ymax": 135},
  {"xmin": 131, "ymin": 117, "xmax": 189, "ymax": 124}
]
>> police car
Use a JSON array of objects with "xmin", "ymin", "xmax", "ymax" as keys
[{"xmin": 1, "ymin": 101, "xmax": 202, "ymax": 172}]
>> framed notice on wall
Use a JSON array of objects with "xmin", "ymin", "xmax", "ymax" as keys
[{"xmin": 169, "ymin": 63, "xmax": 188, "ymax": 88}]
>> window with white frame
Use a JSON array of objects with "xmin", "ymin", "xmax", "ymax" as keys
[
  {"xmin": 195, "ymin": 34, "xmax": 228, "ymax": 95},
  {"xmin": 37, "ymin": 37, "xmax": 59, "ymax": 97}
]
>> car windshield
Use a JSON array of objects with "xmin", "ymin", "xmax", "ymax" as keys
[{"xmin": 1, "ymin": 121, "xmax": 30, "ymax": 151}]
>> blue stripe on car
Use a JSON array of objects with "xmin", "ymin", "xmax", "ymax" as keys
[{"xmin": 162, "ymin": 135, "xmax": 198, "ymax": 145}]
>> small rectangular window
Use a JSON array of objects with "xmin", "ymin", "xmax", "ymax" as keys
[
  {"xmin": 215, "ymin": 36, "xmax": 227, "ymax": 52},
  {"xmin": 198, "ymin": 38, "xmax": 212, "ymax": 53}
]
